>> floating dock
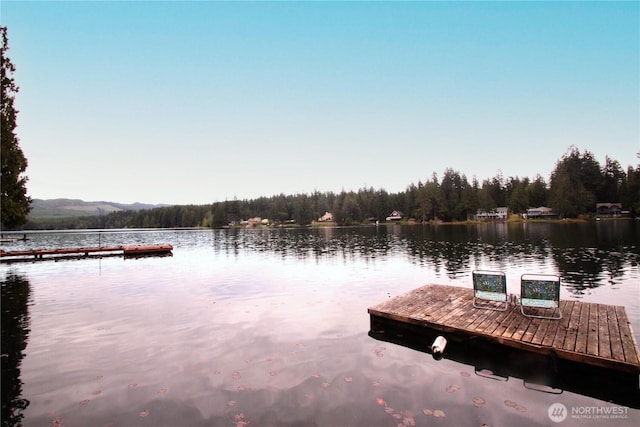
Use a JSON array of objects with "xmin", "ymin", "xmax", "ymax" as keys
[
  {"xmin": 368, "ymin": 284, "xmax": 640, "ymax": 375},
  {"xmin": 0, "ymin": 244, "xmax": 173, "ymax": 262}
]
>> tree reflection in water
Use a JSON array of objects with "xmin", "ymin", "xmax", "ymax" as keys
[
  {"xmin": 212, "ymin": 221, "xmax": 639, "ymax": 295},
  {"xmin": 1, "ymin": 272, "xmax": 31, "ymax": 426}
]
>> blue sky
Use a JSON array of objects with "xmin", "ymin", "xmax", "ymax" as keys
[{"xmin": 2, "ymin": 1, "xmax": 638, "ymax": 205}]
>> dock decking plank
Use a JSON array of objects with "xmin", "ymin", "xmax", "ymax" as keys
[
  {"xmin": 550, "ymin": 302, "xmax": 574, "ymax": 350},
  {"xmin": 459, "ymin": 299, "xmax": 498, "ymax": 330},
  {"xmin": 598, "ymin": 304, "xmax": 611, "ymax": 359},
  {"xmin": 575, "ymin": 302, "xmax": 591, "ymax": 354},
  {"xmin": 489, "ymin": 307, "xmax": 520, "ymax": 338},
  {"xmin": 531, "ymin": 318, "xmax": 552, "ymax": 345},
  {"xmin": 542, "ymin": 300, "xmax": 568, "ymax": 348},
  {"xmin": 426, "ymin": 291, "xmax": 470, "ymax": 323},
  {"xmin": 439, "ymin": 304, "xmax": 473, "ymax": 331},
  {"xmin": 522, "ymin": 315, "xmax": 543, "ymax": 343},
  {"xmin": 431, "ymin": 297, "xmax": 473, "ymax": 328},
  {"xmin": 502, "ymin": 310, "xmax": 528, "ymax": 339},
  {"xmin": 560, "ymin": 301, "xmax": 580, "ymax": 351},
  {"xmin": 511, "ymin": 316, "xmax": 533, "ymax": 342},
  {"xmin": 616, "ymin": 306, "xmax": 640, "ymax": 366},
  {"xmin": 587, "ymin": 303, "xmax": 600, "ymax": 356},
  {"xmin": 418, "ymin": 284, "xmax": 453, "ymax": 319},
  {"xmin": 368, "ymin": 284, "xmax": 640, "ymax": 374},
  {"xmin": 475, "ymin": 307, "xmax": 512, "ymax": 335},
  {"xmin": 607, "ymin": 305, "xmax": 625, "ymax": 362},
  {"xmin": 416, "ymin": 289, "xmax": 459, "ymax": 321}
]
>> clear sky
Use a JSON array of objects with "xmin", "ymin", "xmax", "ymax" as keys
[{"xmin": 1, "ymin": 1, "xmax": 638, "ymax": 205}]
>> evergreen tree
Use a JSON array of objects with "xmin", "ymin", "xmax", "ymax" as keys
[
  {"xmin": 461, "ymin": 175, "xmax": 480, "ymax": 219},
  {"xmin": 478, "ymin": 180, "xmax": 497, "ymax": 211},
  {"xmin": 1, "ymin": 26, "xmax": 31, "ymax": 228},
  {"xmin": 507, "ymin": 177, "xmax": 529, "ymax": 214},
  {"xmin": 418, "ymin": 175, "xmax": 442, "ymax": 221},
  {"xmin": 332, "ymin": 191, "xmax": 361, "ymax": 225},
  {"xmin": 601, "ymin": 157, "xmax": 625, "ymax": 202},
  {"xmin": 211, "ymin": 203, "xmax": 228, "ymax": 228},
  {"xmin": 487, "ymin": 172, "xmax": 507, "ymax": 207},
  {"xmin": 440, "ymin": 169, "xmax": 459, "ymax": 221},
  {"xmin": 375, "ymin": 189, "xmax": 392, "ymax": 221},
  {"xmin": 622, "ymin": 165, "xmax": 640, "ymax": 215},
  {"xmin": 549, "ymin": 147, "xmax": 600, "ymax": 217},
  {"xmin": 292, "ymin": 194, "xmax": 314, "ymax": 225},
  {"xmin": 527, "ymin": 175, "xmax": 549, "ymax": 208}
]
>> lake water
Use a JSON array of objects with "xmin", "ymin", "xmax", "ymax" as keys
[{"xmin": 2, "ymin": 222, "xmax": 639, "ymax": 426}]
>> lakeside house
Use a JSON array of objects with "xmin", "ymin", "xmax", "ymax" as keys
[
  {"xmin": 525, "ymin": 206, "xmax": 558, "ymax": 219},
  {"xmin": 475, "ymin": 207, "xmax": 508, "ymax": 220},
  {"xmin": 318, "ymin": 212, "xmax": 334, "ymax": 222},
  {"xmin": 241, "ymin": 217, "xmax": 269, "ymax": 227},
  {"xmin": 385, "ymin": 210, "xmax": 404, "ymax": 221},
  {"xmin": 596, "ymin": 203, "xmax": 622, "ymax": 217}
]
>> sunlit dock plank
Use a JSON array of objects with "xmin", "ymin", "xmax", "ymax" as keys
[
  {"xmin": 368, "ymin": 284, "xmax": 640, "ymax": 374},
  {"xmin": 0, "ymin": 244, "xmax": 173, "ymax": 262}
]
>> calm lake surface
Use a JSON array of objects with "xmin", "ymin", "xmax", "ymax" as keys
[{"xmin": 2, "ymin": 222, "xmax": 639, "ymax": 426}]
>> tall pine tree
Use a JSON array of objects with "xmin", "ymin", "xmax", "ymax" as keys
[{"xmin": 1, "ymin": 26, "xmax": 31, "ymax": 229}]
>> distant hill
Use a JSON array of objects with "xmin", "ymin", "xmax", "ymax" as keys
[{"xmin": 29, "ymin": 198, "xmax": 168, "ymax": 219}]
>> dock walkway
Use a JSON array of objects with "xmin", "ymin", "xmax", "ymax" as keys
[
  {"xmin": 368, "ymin": 284, "xmax": 640, "ymax": 374},
  {"xmin": 0, "ymin": 244, "xmax": 173, "ymax": 262}
]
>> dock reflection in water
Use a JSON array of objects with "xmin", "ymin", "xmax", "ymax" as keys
[{"xmin": 369, "ymin": 316, "xmax": 640, "ymax": 410}]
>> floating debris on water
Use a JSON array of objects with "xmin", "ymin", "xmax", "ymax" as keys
[
  {"xmin": 472, "ymin": 396, "xmax": 486, "ymax": 408},
  {"xmin": 446, "ymin": 384, "xmax": 461, "ymax": 393},
  {"xmin": 374, "ymin": 346, "xmax": 387, "ymax": 357},
  {"xmin": 503, "ymin": 399, "xmax": 527, "ymax": 412}
]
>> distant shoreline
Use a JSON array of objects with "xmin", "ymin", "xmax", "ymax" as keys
[{"xmin": 2, "ymin": 216, "xmax": 634, "ymax": 233}]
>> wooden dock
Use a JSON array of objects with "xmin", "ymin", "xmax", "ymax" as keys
[
  {"xmin": 0, "ymin": 244, "xmax": 173, "ymax": 262},
  {"xmin": 368, "ymin": 284, "xmax": 640, "ymax": 375}
]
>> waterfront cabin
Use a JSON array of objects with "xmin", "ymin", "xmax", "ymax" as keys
[
  {"xmin": 385, "ymin": 210, "xmax": 404, "ymax": 221},
  {"xmin": 525, "ymin": 206, "xmax": 558, "ymax": 219},
  {"xmin": 318, "ymin": 211, "xmax": 334, "ymax": 222},
  {"xmin": 476, "ymin": 207, "xmax": 508, "ymax": 220}
]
